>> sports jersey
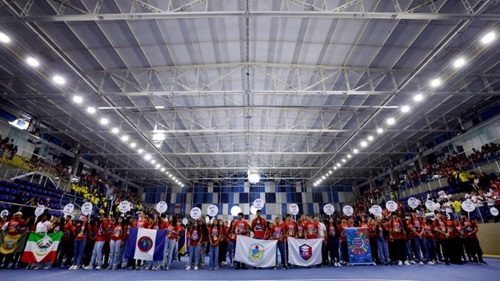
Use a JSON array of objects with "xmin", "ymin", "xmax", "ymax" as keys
[
  {"xmin": 252, "ymin": 217, "xmax": 267, "ymax": 239},
  {"xmin": 270, "ymin": 224, "xmax": 285, "ymax": 241}
]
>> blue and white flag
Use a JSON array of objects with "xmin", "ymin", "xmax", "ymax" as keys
[
  {"xmin": 125, "ymin": 228, "xmax": 166, "ymax": 261},
  {"xmin": 287, "ymin": 237, "xmax": 323, "ymax": 266},
  {"xmin": 234, "ymin": 236, "xmax": 277, "ymax": 268}
]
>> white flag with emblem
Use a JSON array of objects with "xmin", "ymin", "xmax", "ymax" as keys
[
  {"xmin": 234, "ymin": 235, "xmax": 277, "ymax": 268},
  {"xmin": 287, "ymin": 237, "xmax": 323, "ymax": 266}
]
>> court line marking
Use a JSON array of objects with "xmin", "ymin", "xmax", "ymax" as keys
[{"xmin": 138, "ymin": 279, "xmax": 417, "ymax": 281}]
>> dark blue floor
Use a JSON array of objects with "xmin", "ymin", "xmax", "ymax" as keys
[{"xmin": 1, "ymin": 258, "xmax": 498, "ymax": 281}]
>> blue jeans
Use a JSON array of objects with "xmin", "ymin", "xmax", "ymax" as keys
[
  {"xmin": 227, "ymin": 241, "xmax": 235, "ymax": 265},
  {"xmin": 73, "ymin": 240, "xmax": 86, "ymax": 266},
  {"xmin": 405, "ymin": 240, "xmax": 413, "ymax": 260},
  {"xmin": 109, "ymin": 240, "xmax": 122, "ymax": 268},
  {"xmin": 163, "ymin": 238, "xmax": 176, "ymax": 268},
  {"xmin": 89, "ymin": 241, "xmax": 105, "ymax": 267},
  {"xmin": 376, "ymin": 237, "xmax": 390, "ymax": 264},
  {"xmin": 276, "ymin": 240, "xmax": 286, "ymax": 266},
  {"xmin": 424, "ymin": 238, "xmax": 436, "ymax": 261},
  {"xmin": 412, "ymin": 236, "xmax": 427, "ymax": 262},
  {"xmin": 188, "ymin": 245, "xmax": 200, "ymax": 267},
  {"xmin": 209, "ymin": 244, "xmax": 219, "ymax": 269}
]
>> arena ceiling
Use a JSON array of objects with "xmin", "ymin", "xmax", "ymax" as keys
[{"xmin": 0, "ymin": 0, "xmax": 499, "ymax": 187}]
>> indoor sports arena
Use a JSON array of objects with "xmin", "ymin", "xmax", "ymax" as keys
[{"xmin": 0, "ymin": 1, "xmax": 499, "ymax": 281}]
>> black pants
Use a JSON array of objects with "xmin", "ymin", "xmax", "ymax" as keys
[
  {"xmin": 56, "ymin": 240, "xmax": 74, "ymax": 267},
  {"xmin": 218, "ymin": 241, "xmax": 227, "ymax": 264},
  {"xmin": 438, "ymin": 239, "xmax": 450, "ymax": 263},
  {"xmin": 102, "ymin": 241, "xmax": 110, "ymax": 267},
  {"xmin": 369, "ymin": 237, "xmax": 379, "ymax": 264},
  {"xmin": 327, "ymin": 237, "xmax": 339, "ymax": 263},
  {"xmin": 389, "ymin": 239, "xmax": 406, "ymax": 262},
  {"xmin": 341, "ymin": 241, "xmax": 348, "ymax": 263},
  {"xmin": 464, "ymin": 238, "xmax": 484, "ymax": 262}
]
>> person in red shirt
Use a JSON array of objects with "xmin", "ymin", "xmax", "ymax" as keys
[
  {"xmin": 304, "ymin": 216, "xmax": 319, "ymax": 239},
  {"xmin": 69, "ymin": 215, "xmax": 90, "ymax": 270},
  {"xmin": 0, "ymin": 211, "xmax": 26, "ymax": 269},
  {"xmin": 85, "ymin": 217, "xmax": 108, "ymax": 270},
  {"xmin": 461, "ymin": 216, "xmax": 485, "ymax": 264},
  {"xmin": 422, "ymin": 219, "xmax": 437, "ymax": 264},
  {"xmin": 270, "ymin": 217, "xmax": 287, "ymax": 269},
  {"xmin": 109, "ymin": 216, "xmax": 126, "ymax": 270},
  {"xmin": 284, "ymin": 214, "xmax": 297, "ymax": 239},
  {"xmin": 251, "ymin": 210, "xmax": 267, "ymax": 240},
  {"xmin": 163, "ymin": 216, "xmax": 179, "ymax": 270},
  {"xmin": 208, "ymin": 219, "xmax": 224, "ymax": 270},
  {"xmin": 388, "ymin": 214, "xmax": 408, "ymax": 265},
  {"xmin": 446, "ymin": 217, "xmax": 463, "ymax": 264},
  {"xmin": 407, "ymin": 212, "xmax": 426, "ymax": 264},
  {"xmin": 57, "ymin": 215, "xmax": 74, "ymax": 268},
  {"xmin": 136, "ymin": 212, "xmax": 149, "ymax": 229},
  {"xmin": 186, "ymin": 220, "xmax": 203, "ymax": 271},
  {"xmin": 296, "ymin": 216, "xmax": 305, "ymax": 239},
  {"xmin": 232, "ymin": 212, "xmax": 250, "ymax": 269},
  {"xmin": 433, "ymin": 213, "xmax": 450, "ymax": 265}
]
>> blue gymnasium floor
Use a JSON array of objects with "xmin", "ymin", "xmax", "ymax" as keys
[{"xmin": 1, "ymin": 258, "xmax": 499, "ymax": 281}]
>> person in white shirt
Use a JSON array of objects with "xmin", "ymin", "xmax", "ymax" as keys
[
  {"xmin": 314, "ymin": 216, "xmax": 328, "ymax": 266},
  {"xmin": 33, "ymin": 214, "xmax": 53, "ymax": 270}
]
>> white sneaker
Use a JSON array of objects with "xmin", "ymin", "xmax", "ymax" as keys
[
  {"xmin": 95, "ymin": 266, "xmax": 102, "ymax": 270},
  {"xmin": 427, "ymin": 261, "xmax": 435, "ymax": 265},
  {"xmin": 404, "ymin": 261, "xmax": 411, "ymax": 265},
  {"xmin": 337, "ymin": 262, "xmax": 342, "ymax": 267},
  {"xmin": 68, "ymin": 265, "xmax": 75, "ymax": 270},
  {"xmin": 84, "ymin": 265, "xmax": 93, "ymax": 270},
  {"xmin": 194, "ymin": 266, "xmax": 198, "ymax": 271},
  {"xmin": 185, "ymin": 266, "xmax": 191, "ymax": 271},
  {"xmin": 398, "ymin": 261, "xmax": 403, "ymax": 266},
  {"xmin": 419, "ymin": 261, "xmax": 424, "ymax": 265},
  {"xmin": 166, "ymin": 266, "xmax": 170, "ymax": 270},
  {"xmin": 410, "ymin": 260, "xmax": 416, "ymax": 264}
]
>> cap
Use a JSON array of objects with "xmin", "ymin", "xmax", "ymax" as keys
[{"xmin": 15, "ymin": 211, "xmax": 23, "ymax": 216}]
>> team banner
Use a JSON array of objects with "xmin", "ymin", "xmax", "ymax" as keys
[
  {"xmin": 21, "ymin": 232, "xmax": 63, "ymax": 263},
  {"xmin": 0, "ymin": 233, "xmax": 22, "ymax": 255},
  {"xmin": 124, "ymin": 228, "xmax": 166, "ymax": 261},
  {"xmin": 287, "ymin": 237, "xmax": 323, "ymax": 267},
  {"xmin": 234, "ymin": 235, "xmax": 277, "ymax": 268},
  {"xmin": 345, "ymin": 227, "xmax": 373, "ymax": 264}
]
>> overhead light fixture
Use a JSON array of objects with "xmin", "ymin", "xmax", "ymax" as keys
[
  {"xmin": 413, "ymin": 93, "xmax": 424, "ymax": 102},
  {"xmin": 430, "ymin": 78, "xmax": 442, "ymax": 88},
  {"xmin": 151, "ymin": 159, "xmax": 156, "ymax": 164},
  {"xmin": 25, "ymin": 56, "xmax": 40, "ymax": 68},
  {"xmin": 347, "ymin": 154, "xmax": 352, "ymax": 158},
  {"xmin": 168, "ymin": 174, "xmax": 173, "ymax": 178},
  {"xmin": 480, "ymin": 31, "xmax": 497, "ymax": 45},
  {"xmin": 153, "ymin": 133, "xmax": 166, "ymax": 141},
  {"xmin": 0, "ymin": 32, "xmax": 11, "ymax": 44},
  {"xmin": 321, "ymin": 176, "xmax": 326, "ymax": 180},
  {"xmin": 120, "ymin": 135, "xmax": 129, "ymax": 142},
  {"xmin": 144, "ymin": 154, "xmax": 152, "ymax": 160},
  {"xmin": 336, "ymin": 163, "xmax": 341, "ymax": 167},
  {"xmin": 155, "ymin": 106, "xmax": 165, "ymax": 109},
  {"xmin": 376, "ymin": 127, "xmax": 384, "ymax": 134},
  {"xmin": 52, "ymin": 74, "xmax": 66, "ymax": 85},
  {"xmin": 400, "ymin": 105, "xmax": 410, "ymax": 113},
  {"xmin": 360, "ymin": 140, "xmax": 368, "ymax": 147},
  {"xmin": 353, "ymin": 148, "xmax": 359, "ymax": 154},
  {"xmin": 341, "ymin": 158, "xmax": 346, "ymax": 163},
  {"xmin": 137, "ymin": 148, "xmax": 144, "ymax": 154},
  {"xmin": 72, "ymin": 95, "xmax": 83, "ymax": 104},
  {"xmin": 129, "ymin": 142, "xmax": 137, "ymax": 148},
  {"xmin": 86, "ymin": 106, "xmax": 96, "ymax": 114},
  {"xmin": 328, "ymin": 170, "xmax": 333, "ymax": 175},
  {"xmin": 386, "ymin": 117, "xmax": 396, "ymax": 126},
  {"xmin": 111, "ymin": 127, "xmax": 120, "ymax": 134},
  {"xmin": 172, "ymin": 177, "xmax": 177, "ymax": 181},
  {"xmin": 247, "ymin": 169, "xmax": 261, "ymax": 184},
  {"xmin": 453, "ymin": 57, "xmax": 467, "ymax": 69},
  {"xmin": 334, "ymin": 166, "xmax": 338, "ymax": 170},
  {"xmin": 99, "ymin": 118, "xmax": 109, "ymax": 125},
  {"xmin": 160, "ymin": 167, "xmax": 165, "ymax": 172},
  {"xmin": 155, "ymin": 163, "xmax": 161, "ymax": 169},
  {"xmin": 367, "ymin": 135, "xmax": 374, "ymax": 142}
]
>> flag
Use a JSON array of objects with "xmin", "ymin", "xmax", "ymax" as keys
[
  {"xmin": 21, "ymin": 232, "xmax": 63, "ymax": 263},
  {"xmin": 178, "ymin": 228, "xmax": 186, "ymax": 255},
  {"xmin": 0, "ymin": 233, "xmax": 22, "ymax": 255},
  {"xmin": 124, "ymin": 228, "xmax": 166, "ymax": 261},
  {"xmin": 345, "ymin": 227, "xmax": 373, "ymax": 264},
  {"xmin": 234, "ymin": 236, "xmax": 277, "ymax": 268},
  {"xmin": 287, "ymin": 237, "xmax": 323, "ymax": 266}
]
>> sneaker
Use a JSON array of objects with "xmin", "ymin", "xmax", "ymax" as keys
[
  {"xmin": 419, "ymin": 261, "xmax": 424, "ymax": 265},
  {"xmin": 409, "ymin": 260, "xmax": 416, "ymax": 264},
  {"xmin": 68, "ymin": 265, "xmax": 75, "ymax": 270},
  {"xmin": 185, "ymin": 266, "xmax": 191, "ymax": 271},
  {"xmin": 84, "ymin": 265, "xmax": 93, "ymax": 270},
  {"xmin": 398, "ymin": 261, "xmax": 403, "ymax": 266},
  {"xmin": 404, "ymin": 261, "xmax": 411, "ymax": 266},
  {"xmin": 337, "ymin": 262, "xmax": 342, "ymax": 267},
  {"xmin": 194, "ymin": 266, "xmax": 198, "ymax": 271},
  {"xmin": 43, "ymin": 266, "xmax": 50, "ymax": 270},
  {"xmin": 427, "ymin": 261, "xmax": 435, "ymax": 265},
  {"xmin": 166, "ymin": 266, "xmax": 170, "ymax": 270},
  {"xmin": 95, "ymin": 266, "xmax": 102, "ymax": 270}
]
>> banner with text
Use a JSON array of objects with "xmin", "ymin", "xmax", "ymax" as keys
[{"xmin": 345, "ymin": 227, "xmax": 373, "ymax": 265}]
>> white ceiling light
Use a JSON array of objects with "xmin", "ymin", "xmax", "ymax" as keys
[
  {"xmin": 155, "ymin": 106, "xmax": 165, "ymax": 109},
  {"xmin": 480, "ymin": 31, "xmax": 497, "ymax": 45},
  {"xmin": 129, "ymin": 142, "xmax": 137, "ymax": 148},
  {"xmin": 321, "ymin": 176, "xmax": 326, "ymax": 180},
  {"xmin": 25, "ymin": 56, "xmax": 40, "ymax": 68},
  {"xmin": 111, "ymin": 127, "xmax": 120, "ymax": 134},
  {"xmin": 155, "ymin": 163, "xmax": 161, "ymax": 169},
  {"xmin": 72, "ymin": 95, "xmax": 83, "ymax": 104},
  {"xmin": 367, "ymin": 135, "xmax": 374, "ymax": 142},
  {"xmin": 144, "ymin": 154, "xmax": 152, "ymax": 160},
  {"xmin": 160, "ymin": 167, "xmax": 165, "ymax": 172},
  {"xmin": 137, "ymin": 148, "xmax": 144, "ymax": 154},
  {"xmin": 376, "ymin": 127, "xmax": 384, "ymax": 134},
  {"xmin": 153, "ymin": 133, "xmax": 166, "ymax": 141},
  {"xmin": 341, "ymin": 158, "xmax": 346, "ymax": 163},
  {"xmin": 120, "ymin": 135, "xmax": 129, "ymax": 142},
  {"xmin": 99, "ymin": 118, "xmax": 109, "ymax": 125},
  {"xmin": 353, "ymin": 148, "xmax": 359, "ymax": 154},
  {"xmin": 52, "ymin": 75, "xmax": 66, "ymax": 85},
  {"xmin": 172, "ymin": 177, "xmax": 177, "ymax": 181},
  {"xmin": 336, "ymin": 163, "xmax": 341, "ymax": 167},
  {"xmin": 0, "ymin": 32, "xmax": 11, "ymax": 44},
  {"xmin": 430, "ymin": 78, "xmax": 442, "ymax": 88},
  {"xmin": 168, "ymin": 174, "xmax": 173, "ymax": 178},
  {"xmin": 453, "ymin": 57, "xmax": 467, "ymax": 69},
  {"xmin": 150, "ymin": 159, "xmax": 156, "ymax": 164},
  {"xmin": 248, "ymin": 169, "xmax": 260, "ymax": 184},
  {"xmin": 413, "ymin": 93, "xmax": 424, "ymax": 102},
  {"xmin": 334, "ymin": 166, "xmax": 338, "ymax": 170},
  {"xmin": 347, "ymin": 154, "xmax": 352, "ymax": 159},
  {"xmin": 400, "ymin": 105, "xmax": 410, "ymax": 113},
  {"xmin": 328, "ymin": 170, "xmax": 333, "ymax": 175},
  {"xmin": 386, "ymin": 117, "xmax": 396, "ymax": 126},
  {"xmin": 86, "ymin": 106, "xmax": 96, "ymax": 114},
  {"xmin": 360, "ymin": 140, "xmax": 368, "ymax": 147}
]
